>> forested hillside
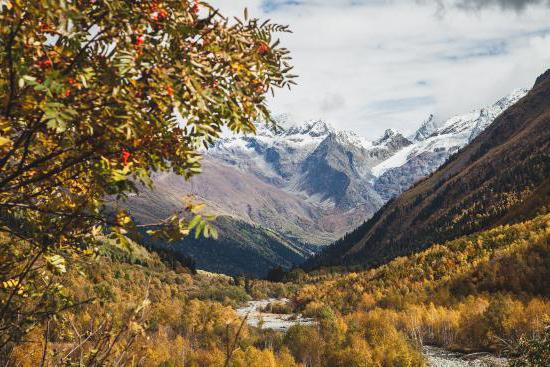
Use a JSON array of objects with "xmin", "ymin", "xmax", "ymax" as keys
[
  {"xmin": 281, "ymin": 214, "xmax": 550, "ymax": 364},
  {"xmin": 3, "ymin": 234, "xmax": 300, "ymax": 366},
  {"xmin": 11, "ymin": 212, "xmax": 549, "ymax": 366},
  {"xmin": 145, "ymin": 216, "xmax": 312, "ymax": 277},
  {"xmin": 306, "ymin": 69, "xmax": 550, "ymax": 269}
]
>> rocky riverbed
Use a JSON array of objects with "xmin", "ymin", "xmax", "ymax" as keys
[
  {"xmin": 235, "ymin": 298, "xmax": 314, "ymax": 332},
  {"xmin": 423, "ymin": 346, "xmax": 508, "ymax": 367},
  {"xmin": 236, "ymin": 300, "xmax": 508, "ymax": 366}
]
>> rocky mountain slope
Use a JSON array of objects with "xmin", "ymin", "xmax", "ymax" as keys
[
  {"xmin": 121, "ymin": 86, "xmax": 529, "ymax": 276},
  {"xmin": 305, "ymin": 71, "xmax": 550, "ymax": 270},
  {"xmin": 373, "ymin": 88, "xmax": 529, "ymax": 200},
  {"xmin": 200, "ymin": 87, "xmax": 527, "ymax": 239}
]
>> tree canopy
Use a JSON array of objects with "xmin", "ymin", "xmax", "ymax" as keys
[{"xmin": 0, "ymin": 0, "xmax": 295, "ymax": 352}]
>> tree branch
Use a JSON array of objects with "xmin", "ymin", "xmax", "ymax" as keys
[{"xmin": 3, "ymin": 12, "xmax": 26, "ymax": 118}]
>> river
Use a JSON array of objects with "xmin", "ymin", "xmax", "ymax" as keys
[
  {"xmin": 235, "ymin": 298, "xmax": 315, "ymax": 332},
  {"xmin": 236, "ymin": 299, "xmax": 509, "ymax": 366},
  {"xmin": 423, "ymin": 346, "xmax": 508, "ymax": 367}
]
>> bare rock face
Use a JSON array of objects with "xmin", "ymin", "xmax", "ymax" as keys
[
  {"xmin": 413, "ymin": 114, "xmax": 438, "ymax": 142},
  {"xmin": 374, "ymin": 150, "xmax": 450, "ymax": 201},
  {"xmin": 298, "ymin": 133, "xmax": 383, "ymax": 210}
]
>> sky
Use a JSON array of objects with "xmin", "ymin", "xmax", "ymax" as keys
[{"xmin": 209, "ymin": 0, "xmax": 550, "ymax": 139}]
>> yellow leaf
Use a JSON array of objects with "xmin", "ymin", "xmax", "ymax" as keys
[
  {"xmin": 116, "ymin": 211, "xmax": 132, "ymax": 225},
  {"xmin": 2, "ymin": 279, "xmax": 18, "ymax": 288},
  {"xmin": 0, "ymin": 136, "xmax": 11, "ymax": 147},
  {"xmin": 45, "ymin": 254, "xmax": 67, "ymax": 274}
]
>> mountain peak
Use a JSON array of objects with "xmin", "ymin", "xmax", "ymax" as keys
[
  {"xmin": 374, "ymin": 129, "xmax": 398, "ymax": 145},
  {"xmin": 412, "ymin": 114, "xmax": 438, "ymax": 142},
  {"xmin": 373, "ymin": 128, "xmax": 411, "ymax": 148},
  {"xmin": 492, "ymin": 88, "xmax": 530, "ymax": 110},
  {"xmin": 286, "ymin": 120, "xmax": 333, "ymax": 137},
  {"xmin": 334, "ymin": 130, "xmax": 372, "ymax": 149},
  {"xmin": 534, "ymin": 68, "xmax": 550, "ymax": 87}
]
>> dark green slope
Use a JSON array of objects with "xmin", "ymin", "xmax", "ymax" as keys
[
  {"xmin": 145, "ymin": 216, "xmax": 312, "ymax": 277},
  {"xmin": 306, "ymin": 69, "xmax": 550, "ymax": 270}
]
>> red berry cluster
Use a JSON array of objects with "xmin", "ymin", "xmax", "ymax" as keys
[
  {"xmin": 150, "ymin": 2, "xmax": 168, "ymax": 21},
  {"xmin": 151, "ymin": 9, "xmax": 168, "ymax": 21},
  {"xmin": 166, "ymin": 85, "xmax": 174, "ymax": 97},
  {"xmin": 191, "ymin": 0, "xmax": 199, "ymax": 14},
  {"xmin": 121, "ymin": 148, "xmax": 131, "ymax": 166},
  {"xmin": 63, "ymin": 78, "xmax": 80, "ymax": 98},
  {"xmin": 135, "ymin": 35, "xmax": 145, "ymax": 46},
  {"xmin": 257, "ymin": 42, "xmax": 269, "ymax": 55},
  {"xmin": 38, "ymin": 58, "xmax": 52, "ymax": 69}
]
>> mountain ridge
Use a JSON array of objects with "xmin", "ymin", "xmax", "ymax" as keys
[
  {"xmin": 121, "ymin": 86, "xmax": 531, "ymax": 276},
  {"xmin": 305, "ymin": 71, "xmax": 550, "ymax": 270}
]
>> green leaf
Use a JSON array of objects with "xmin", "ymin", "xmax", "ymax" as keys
[
  {"xmin": 209, "ymin": 226, "xmax": 219, "ymax": 240},
  {"xmin": 188, "ymin": 215, "xmax": 201, "ymax": 230},
  {"xmin": 195, "ymin": 221, "xmax": 206, "ymax": 239},
  {"xmin": 45, "ymin": 254, "xmax": 67, "ymax": 274}
]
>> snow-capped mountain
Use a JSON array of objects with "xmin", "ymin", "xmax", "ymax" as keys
[
  {"xmin": 120, "ymin": 86, "xmax": 530, "ymax": 275},
  {"xmin": 209, "ymin": 120, "xmax": 412, "ymax": 209},
  {"xmin": 125, "ymin": 87, "xmax": 529, "ymax": 251},
  {"xmin": 411, "ymin": 114, "xmax": 438, "ymax": 142},
  {"xmin": 372, "ymin": 88, "xmax": 528, "ymax": 200},
  {"xmin": 207, "ymin": 88, "xmax": 529, "ymax": 213}
]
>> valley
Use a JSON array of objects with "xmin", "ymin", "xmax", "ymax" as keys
[
  {"xmin": 5, "ymin": 65, "xmax": 550, "ymax": 365},
  {"xmin": 423, "ymin": 347, "xmax": 508, "ymax": 367},
  {"xmin": 2, "ymin": 2, "xmax": 550, "ymax": 364},
  {"xmin": 236, "ymin": 301, "xmax": 509, "ymax": 366},
  {"xmin": 236, "ymin": 298, "xmax": 315, "ymax": 332},
  {"xmin": 122, "ymin": 88, "xmax": 530, "ymax": 276}
]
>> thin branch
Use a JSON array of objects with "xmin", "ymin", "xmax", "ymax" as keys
[
  {"xmin": 61, "ymin": 320, "xmax": 106, "ymax": 362},
  {"xmin": 0, "ymin": 151, "xmax": 94, "ymax": 192},
  {"xmin": 39, "ymin": 320, "xmax": 50, "ymax": 367},
  {"xmin": 223, "ymin": 313, "xmax": 249, "ymax": 367},
  {"xmin": 0, "ymin": 249, "xmax": 44, "ymax": 323},
  {"xmin": 0, "ymin": 130, "xmax": 100, "ymax": 189},
  {"xmin": 3, "ymin": 12, "xmax": 26, "ymax": 118}
]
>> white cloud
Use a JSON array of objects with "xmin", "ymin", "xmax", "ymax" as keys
[{"xmin": 209, "ymin": 0, "xmax": 550, "ymax": 139}]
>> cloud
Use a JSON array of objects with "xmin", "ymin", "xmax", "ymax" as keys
[
  {"xmin": 452, "ymin": 0, "xmax": 550, "ymax": 11},
  {"xmin": 209, "ymin": 0, "xmax": 550, "ymax": 139},
  {"xmin": 262, "ymin": 0, "xmax": 301, "ymax": 12},
  {"xmin": 368, "ymin": 96, "xmax": 436, "ymax": 114},
  {"xmin": 320, "ymin": 93, "xmax": 346, "ymax": 113}
]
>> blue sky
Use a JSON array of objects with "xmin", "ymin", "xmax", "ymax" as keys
[{"xmin": 209, "ymin": 0, "xmax": 550, "ymax": 139}]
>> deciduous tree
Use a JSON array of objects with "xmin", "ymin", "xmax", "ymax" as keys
[{"xmin": 0, "ymin": 0, "xmax": 295, "ymax": 354}]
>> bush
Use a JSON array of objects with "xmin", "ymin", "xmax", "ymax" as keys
[
  {"xmin": 261, "ymin": 301, "xmax": 293, "ymax": 314},
  {"xmin": 510, "ymin": 324, "xmax": 550, "ymax": 367}
]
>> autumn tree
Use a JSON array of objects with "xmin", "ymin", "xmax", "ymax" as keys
[{"xmin": 0, "ymin": 0, "xmax": 295, "ymax": 356}]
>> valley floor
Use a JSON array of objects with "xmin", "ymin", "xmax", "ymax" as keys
[
  {"xmin": 423, "ymin": 346, "xmax": 508, "ymax": 367},
  {"xmin": 236, "ymin": 299, "xmax": 510, "ymax": 367},
  {"xmin": 236, "ymin": 298, "xmax": 315, "ymax": 332},
  {"xmin": 4, "ymin": 213, "xmax": 549, "ymax": 366}
]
